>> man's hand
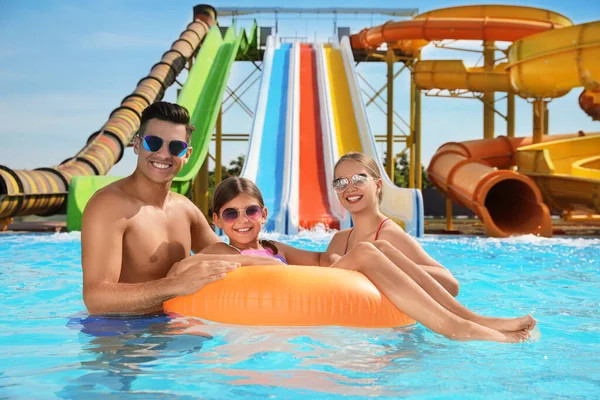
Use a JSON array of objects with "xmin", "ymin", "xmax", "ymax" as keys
[{"xmin": 169, "ymin": 258, "xmax": 239, "ymax": 296}]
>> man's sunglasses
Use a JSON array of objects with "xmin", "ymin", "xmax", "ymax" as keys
[
  {"xmin": 332, "ymin": 173, "xmax": 373, "ymax": 193},
  {"xmin": 140, "ymin": 135, "xmax": 188, "ymax": 157},
  {"xmin": 220, "ymin": 205, "xmax": 263, "ymax": 223}
]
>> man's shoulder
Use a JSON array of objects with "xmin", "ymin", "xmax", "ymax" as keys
[
  {"xmin": 83, "ymin": 181, "xmax": 135, "ymax": 220},
  {"xmin": 168, "ymin": 191, "xmax": 198, "ymax": 214}
]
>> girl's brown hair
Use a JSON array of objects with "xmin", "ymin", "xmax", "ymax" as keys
[
  {"xmin": 334, "ymin": 152, "xmax": 383, "ymax": 204},
  {"xmin": 212, "ymin": 177, "xmax": 279, "ymax": 254}
]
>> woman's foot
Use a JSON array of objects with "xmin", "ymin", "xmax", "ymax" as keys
[
  {"xmin": 477, "ymin": 314, "xmax": 537, "ymax": 332},
  {"xmin": 501, "ymin": 329, "xmax": 531, "ymax": 343},
  {"xmin": 445, "ymin": 321, "xmax": 530, "ymax": 343}
]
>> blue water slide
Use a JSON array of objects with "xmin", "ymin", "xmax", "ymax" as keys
[{"xmin": 254, "ymin": 43, "xmax": 292, "ymax": 231}]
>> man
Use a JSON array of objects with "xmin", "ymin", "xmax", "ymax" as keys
[{"xmin": 82, "ymin": 101, "xmax": 278, "ymax": 315}]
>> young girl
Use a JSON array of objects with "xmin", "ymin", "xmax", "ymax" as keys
[
  {"xmin": 200, "ymin": 177, "xmax": 289, "ymax": 264},
  {"xmin": 204, "ymin": 165, "xmax": 536, "ymax": 343}
]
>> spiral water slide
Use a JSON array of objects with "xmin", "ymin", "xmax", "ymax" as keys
[
  {"xmin": 0, "ymin": 7, "xmax": 218, "ymax": 223},
  {"xmin": 351, "ymin": 5, "xmax": 600, "ymax": 236}
]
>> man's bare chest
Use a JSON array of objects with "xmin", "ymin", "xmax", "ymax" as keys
[{"xmin": 120, "ymin": 215, "xmax": 192, "ymax": 282}]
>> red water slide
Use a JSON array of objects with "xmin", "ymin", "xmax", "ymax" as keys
[{"xmin": 298, "ymin": 44, "xmax": 339, "ymax": 230}]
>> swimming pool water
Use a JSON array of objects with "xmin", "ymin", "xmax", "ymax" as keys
[{"xmin": 1, "ymin": 231, "xmax": 599, "ymax": 399}]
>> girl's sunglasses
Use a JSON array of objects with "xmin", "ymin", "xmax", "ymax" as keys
[
  {"xmin": 332, "ymin": 173, "xmax": 373, "ymax": 193},
  {"xmin": 141, "ymin": 134, "xmax": 188, "ymax": 157},
  {"xmin": 220, "ymin": 205, "xmax": 263, "ymax": 223}
]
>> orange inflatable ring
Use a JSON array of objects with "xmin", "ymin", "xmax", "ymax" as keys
[{"xmin": 163, "ymin": 265, "xmax": 415, "ymax": 328}]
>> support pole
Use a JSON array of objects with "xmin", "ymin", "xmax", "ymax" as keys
[
  {"xmin": 1, "ymin": 218, "xmax": 13, "ymax": 232},
  {"xmin": 215, "ymin": 107, "xmax": 223, "ymax": 187},
  {"xmin": 446, "ymin": 198, "xmax": 453, "ymax": 232},
  {"xmin": 415, "ymin": 52, "xmax": 422, "ymax": 191},
  {"xmin": 533, "ymin": 99, "xmax": 545, "ymax": 144},
  {"xmin": 193, "ymin": 157, "xmax": 210, "ymax": 217},
  {"xmin": 483, "ymin": 41, "xmax": 495, "ymax": 139},
  {"xmin": 507, "ymin": 92, "xmax": 515, "ymax": 138},
  {"xmin": 386, "ymin": 48, "xmax": 395, "ymax": 180},
  {"xmin": 409, "ymin": 58, "xmax": 416, "ymax": 188},
  {"xmin": 544, "ymin": 102, "xmax": 549, "ymax": 135}
]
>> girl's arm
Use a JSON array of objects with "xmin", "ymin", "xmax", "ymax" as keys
[
  {"xmin": 274, "ymin": 232, "xmax": 346, "ymax": 266},
  {"xmin": 196, "ymin": 243, "xmax": 284, "ymax": 266},
  {"xmin": 378, "ymin": 228, "xmax": 460, "ymax": 296}
]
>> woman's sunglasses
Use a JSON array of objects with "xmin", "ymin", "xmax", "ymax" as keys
[
  {"xmin": 140, "ymin": 134, "xmax": 188, "ymax": 157},
  {"xmin": 332, "ymin": 173, "xmax": 373, "ymax": 193},
  {"xmin": 220, "ymin": 205, "xmax": 263, "ymax": 223}
]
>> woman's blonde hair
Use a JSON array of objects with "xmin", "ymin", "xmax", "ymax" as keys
[{"xmin": 334, "ymin": 152, "xmax": 383, "ymax": 203}]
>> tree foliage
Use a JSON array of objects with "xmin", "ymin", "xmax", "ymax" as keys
[{"xmin": 381, "ymin": 152, "xmax": 432, "ymax": 189}]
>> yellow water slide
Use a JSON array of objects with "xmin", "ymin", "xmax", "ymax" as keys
[
  {"xmin": 516, "ymin": 134, "xmax": 600, "ymax": 218},
  {"xmin": 321, "ymin": 42, "xmax": 424, "ymax": 236},
  {"xmin": 507, "ymin": 22, "xmax": 600, "ymax": 219},
  {"xmin": 323, "ymin": 44, "xmax": 363, "ymax": 156}
]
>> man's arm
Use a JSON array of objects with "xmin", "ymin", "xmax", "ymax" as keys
[
  {"xmin": 381, "ymin": 229, "xmax": 460, "ymax": 296},
  {"xmin": 188, "ymin": 200, "xmax": 222, "ymax": 254},
  {"xmin": 81, "ymin": 189, "xmax": 236, "ymax": 315}
]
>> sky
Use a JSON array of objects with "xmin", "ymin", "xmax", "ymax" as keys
[{"xmin": 0, "ymin": 0, "xmax": 598, "ymax": 177}]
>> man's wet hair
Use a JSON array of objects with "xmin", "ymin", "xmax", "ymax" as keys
[{"xmin": 138, "ymin": 101, "xmax": 195, "ymax": 142}]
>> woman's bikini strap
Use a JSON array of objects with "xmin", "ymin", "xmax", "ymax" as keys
[
  {"xmin": 374, "ymin": 218, "xmax": 391, "ymax": 241},
  {"xmin": 344, "ymin": 218, "xmax": 389, "ymax": 255},
  {"xmin": 343, "ymin": 228, "xmax": 354, "ymax": 255}
]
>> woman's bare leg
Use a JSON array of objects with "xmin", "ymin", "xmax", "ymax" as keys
[
  {"xmin": 332, "ymin": 243, "xmax": 529, "ymax": 343},
  {"xmin": 371, "ymin": 240, "xmax": 535, "ymax": 332}
]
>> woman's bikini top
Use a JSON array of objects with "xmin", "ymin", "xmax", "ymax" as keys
[
  {"xmin": 229, "ymin": 245, "xmax": 288, "ymax": 264},
  {"xmin": 343, "ymin": 218, "xmax": 390, "ymax": 255}
]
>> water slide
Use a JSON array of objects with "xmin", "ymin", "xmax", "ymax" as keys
[
  {"xmin": 516, "ymin": 134, "xmax": 600, "ymax": 218},
  {"xmin": 297, "ymin": 43, "xmax": 340, "ymax": 231},
  {"xmin": 320, "ymin": 39, "xmax": 424, "ymax": 236},
  {"xmin": 0, "ymin": 8, "xmax": 217, "ymax": 223},
  {"xmin": 241, "ymin": 39, "xmax": 293, "ymax": 232},
  {"xmin": 351, "ymin": 5, "xmax": 600, "ymax": 236},
  {"xmin": 239, "ymin": 36, "xmax": 421, "ymax": 235},
  {"xmin": 240, "ymin": 39, "xmax": 348, "ymax": 235},
  {"xmin": 65, "ymin": 24, "xmax": 255, "ymax": 231}
]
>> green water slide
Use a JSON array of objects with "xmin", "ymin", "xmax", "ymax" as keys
[
  {"xmin": 66, "ymin": 23, "xmax": 256, "ymax": 231},
  {"xmin": 171, "ymin": 24, "xmax": 242, "ymax": 195}
]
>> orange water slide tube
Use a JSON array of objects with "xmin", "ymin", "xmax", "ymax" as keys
[
  {"xmin": 164, "ymin": 266, "xmax": 415, "ymax": 328},
  {"xmin": 350, "ymin": 5, "xmax": 570, "ymax": 57},
  {"xmin": 298, "ymin": 44, "xmax": 339, "ymax": 230},
  {"xmin": 427, "ymin": 134, "xmax": 577, "ymax": 237}
]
